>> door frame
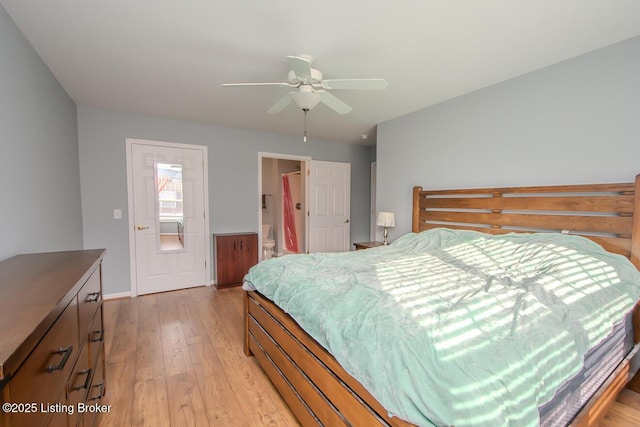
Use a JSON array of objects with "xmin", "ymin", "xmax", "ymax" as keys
[
  {"xmin": 370, "ymin": 162, "xmax": 377, "ymax": 240},
  {"xmin": 126, "ymin": 138, "xmax": 211, "ymax": 297},
  {"xmin": 258, "ymin": 152, "xmax": 311, "ymax": 257}
]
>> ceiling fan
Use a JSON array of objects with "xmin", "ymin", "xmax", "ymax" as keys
[{"xmin": 221, "ymin": 55, "xmax": 388, "ymax": 115}]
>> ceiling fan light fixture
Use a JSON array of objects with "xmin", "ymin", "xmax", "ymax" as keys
[
  {"xmin": 222, "ymin": 55, "xmax": 387, "ymax": 115},
  {"xmin": 290, "ymin": 89, "xmax": 321, "ymax": 111}
]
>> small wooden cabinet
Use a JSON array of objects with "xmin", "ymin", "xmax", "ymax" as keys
[
  {"xmin": 214, "ymin": 233, "xmax": 258, "ymax": 289},
  {"xmin": 0, "ymin": 250, "xmax": 106, "ymax": 427}
]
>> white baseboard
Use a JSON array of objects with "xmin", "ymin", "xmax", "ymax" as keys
[
  {"xmin": 103, "ymin": 291, "xmax": 132, "ymax": 300},
  {"xmin": 104, "ymin": 283, "xmax": 214, "ymax": 300}
]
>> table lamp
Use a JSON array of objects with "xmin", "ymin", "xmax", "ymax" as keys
[{"xmin": 376, "ymin": 211, "xmax": 395, "ymax": 245}]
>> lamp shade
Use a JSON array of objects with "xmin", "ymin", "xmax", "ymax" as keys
[{"xmin": 376, "ymin": 211, "xmax": 395, "ymax": 227}]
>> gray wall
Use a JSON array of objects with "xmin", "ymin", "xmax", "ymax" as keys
[
  {"xmin": 377, "ymin": 36, "xmax": 640, "ymax": 241},
  {"xmin": 78, "ymin": 106, "xmax": 374, "ymax": 296},
  {"xmin": 0, "ymin": 5, "xmax": 82, "ymax": 260}
]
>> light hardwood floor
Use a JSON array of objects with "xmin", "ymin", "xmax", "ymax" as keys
[
  {"xmin": 97, "ymin": 286, "xmax": 299, "ymax": 427},
  {"xmin": 96, "ymin": 286, "xmax": 640, "ymax": 427}
]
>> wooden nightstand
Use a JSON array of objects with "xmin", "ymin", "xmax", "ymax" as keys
[{"xmin": 353, "ymin": 241, "xmax": 386, "ymax": 250}]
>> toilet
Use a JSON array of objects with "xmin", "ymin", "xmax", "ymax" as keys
[{"xmin": 261, "ymin": 224, "xmax": 276, "ymax": 260}]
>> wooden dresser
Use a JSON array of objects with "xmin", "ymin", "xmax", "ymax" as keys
[
  {"xmin": 0, "ymin": 250, "xmax": 107, "ymax": 427},
  {"xmin": 214, "ymin": 233, "xmax": 258, "ymax": 289}
]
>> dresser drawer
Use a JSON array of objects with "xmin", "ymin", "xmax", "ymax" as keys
[
  {"xmin": 87, "ymin": 350, "xmax": 105, "ymax": 404},
  {"xmin": 8, "ymin": 298, "xmax": 78, "ymax": 427},
  {"xmin": 78, "ymin": 269, "xmax": 101, "ymax": 339}
]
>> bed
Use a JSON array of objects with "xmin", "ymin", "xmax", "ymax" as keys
[{"xmin": 243, "ymin": 176, "xmax": 640, "ymax": 426}]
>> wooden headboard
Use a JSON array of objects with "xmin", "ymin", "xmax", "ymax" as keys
[
  {"xmin": 413, "ymin": 175, "xmax": 640, "ymax": 269},
  {"xmin": 413, "ymin": 175, "xmax": 640, "ymax": 343}
]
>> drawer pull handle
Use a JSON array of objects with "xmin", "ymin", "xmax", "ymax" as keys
[
  {"xmin": 85, "ymin": 292, "xmax": 101, "ymax": 303},
  {"xmin": 72, "ymin": 368, "xmax": 93, "ymax": 391},
  {"xmin": 47, "ymin": 346, "xmax": 73, "ymax": 373},
  {"xmin": 89, "ymin": 382, "xmax": 105, "ymax": 401},
  {"xmin": 91, "ymin": 329, "xmax": 105, "ymax": 343}
]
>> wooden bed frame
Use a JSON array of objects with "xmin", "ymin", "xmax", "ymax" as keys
[{"xmin": 244, "ymin": 175, "xmax": 640, "ymax": 427}]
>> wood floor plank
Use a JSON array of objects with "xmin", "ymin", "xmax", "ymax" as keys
[
  {"xmin": 156, "ymin": 291, "xmax": 193, "ymax": 378},
  {"xmin": 131, "ymin": 377, "xmax": 170, "ymax": 427},
  {"xmin": 97, "ymin": 286, "xmax": 299, "ymax": 426},
  {"xmin": 185, "ymin": 334, "xmax": 224, "ymax": 378},
  {"xmin": 174, "ymin": 290, "xmax": 210, "ymax": 339},
  {"xmin": 616, "ymin": 389, "xmax": 640, "ymax": 407},
  {"xmin": 186, "ymin": 297, "xmax": 266, "ymax": 426},
  {"xmin": 195, "ymin": 372, "xmax": 250, "ymax": 426},
  {"xmin": 97, "ymin": 299, "xmax": 139, "ymax": 427},
  {"xmin": 194, "ymin": 288, "xmax": 300, "ymax": 426},
  {"xmin": 626, "ymin": 370, "xmax": 640, "ymax": 393},
  {"xmin": 96, "ymin": 360, "xmax": 135, "ymax": 427},
  {"xmin": 135, "ymin": 294, "xmax": 165, "ymax": 381},
  {"xmin": 165, "ymin": 371, "xmax": 210, "ymax": 427},
  {"xmin": 107, "ymin": 297, "xmax": 140, "ymax": 363},
  {"xmin": 101, "ymin": 299, "xmax": 120, "ymax": 358},
  {"xmin": 217, "ymin": 290, "xmax": 246, "ymax": 340},
  {"xmin": 599, "ymin": 401, "xmax": 640, "ymax": 426}
]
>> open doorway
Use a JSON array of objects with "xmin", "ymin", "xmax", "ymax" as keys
[{"xmin": 259, "ymin": 153, "xmax": 310, "ymax": 260}]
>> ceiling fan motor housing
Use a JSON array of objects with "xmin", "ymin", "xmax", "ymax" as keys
[{"xmin": 288, "ymin": 68, "xmax": 323, "ymax": 86}]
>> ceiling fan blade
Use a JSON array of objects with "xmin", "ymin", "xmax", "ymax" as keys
[
  {"xmin": 220, "ymin": 82, "xmax": 293, "ymax": 88},
  {"xmin": 287, "ymin": 56, "xmax": 312, "ymax": 81},
  {"xmin": 320, "ymin": 79, "xmax": 388, "ymax": 90},
  {"xmin": 317, "ymin": 90, "xmax": 352, "ymax": 115},
  {"xmin": 266, "ymin": 93, "xmax": 293, "ymax": 114}
]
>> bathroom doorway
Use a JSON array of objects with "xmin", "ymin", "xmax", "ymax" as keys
[{"xmin": 259, "ymin": 153, "xmax": 310, "ymax": 260}]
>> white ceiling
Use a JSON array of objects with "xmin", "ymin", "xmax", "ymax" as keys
[{"xmin": 2, "ymin": 1, "xmax": 639, "ymax": 145}]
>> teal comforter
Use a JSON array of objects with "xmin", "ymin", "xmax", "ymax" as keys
[{"xmin": 243, "ymin": 229, "xmax": 640, "ymax": 426}]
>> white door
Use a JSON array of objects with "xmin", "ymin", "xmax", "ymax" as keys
[
  {"xmin": 128, "ymin": 140, "xmax": 208, "ymax": 295},
  {"xmin": 308, "ymin": 160, "xmax": 351, "ymax": 253}
]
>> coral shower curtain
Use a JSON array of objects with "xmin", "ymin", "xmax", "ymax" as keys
[{"xmin": 282, "ymin": 175, "xmax": 299, "ymax": 253}]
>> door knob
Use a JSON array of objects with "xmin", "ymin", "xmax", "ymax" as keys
[
  {"xmin": 344, "ymin": 219, "xmax": 350, "ymax": 223},
  {"xmin": 136, "ymin": 225, "xmax": 149, "ymax": 230}
]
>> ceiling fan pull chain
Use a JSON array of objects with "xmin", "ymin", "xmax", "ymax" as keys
[{"xmin": 303, "ymin": 108, "xmax": 309, "ymax": 142}]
